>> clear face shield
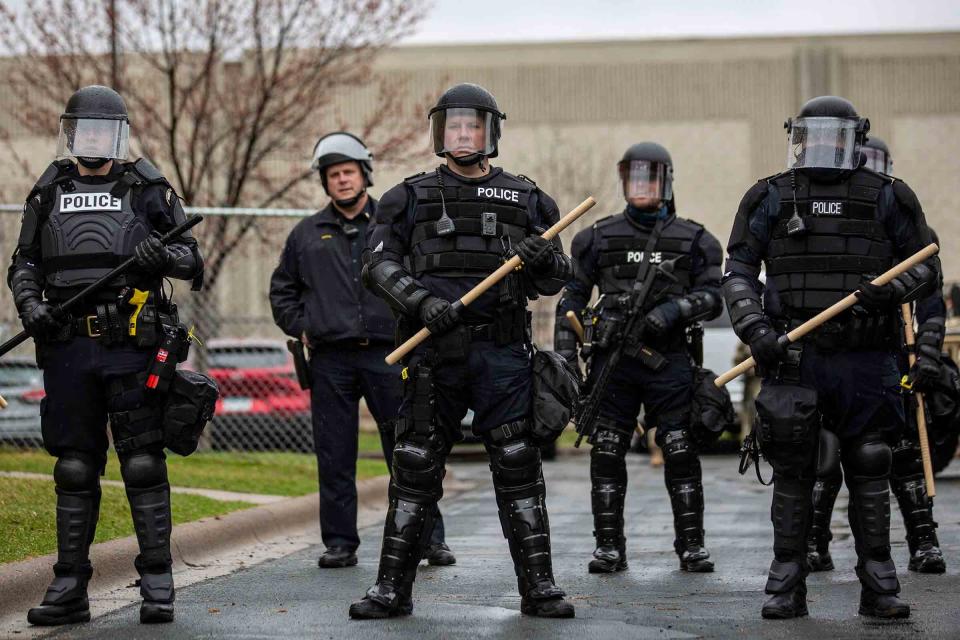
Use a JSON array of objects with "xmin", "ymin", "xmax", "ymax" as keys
[
  {"xmin": 619, "ymin": 160, "xmax": 672, "ymax": 202},
  {"xmin": 56, "ymin": 117, "xmax": 130, "ymax": 160},
  {"xmin": 430, "ymin": 108, "xmax": 496, "ymax": 158},
  {"xmin": 861, "ymin": 146, "xmax": 893, "ymax": 174},
  {"xmin": 786, "ymin": 117, "xmax": 861, "ymax": 171}
]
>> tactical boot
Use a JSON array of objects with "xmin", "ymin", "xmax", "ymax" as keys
[
  {"xmin": 349, "ymin": 496, "xmax": 432, "ymax": 620},
  {"xmin": 589, "ymin": 477, "xmax": 627, "ymax": 573},
  {"xmin": 425, "ymin": 543, "xmax": 456, "ymax": 566},
  {"xmin": 891, "ymin": 475, "xmax": 946, "ymax": 573},
  {"xmin": 28, "ymin": 487, "xmax": 100, "ymax": 626},
  {"xmin": 908, "ymin": 542, "xmax": 946, "ymax": 574},
  {"xmin": 668, "ymin": 477, "xmax": 714, "ymax": 572},
  {"xmin": 807, "ymin": 476, "xmax": 841, "ymax": 572},
  {"xmin": 127, "ymin": 484, "xmax": 175, "ymax": 624},
  {"xmin": 856, "ymin": 558, "xmax": 909, "ymax": 619},
  {"xmin": 520, "ymin": 580, "xmax": 575, "ymax": 618},
  {"xmin": 761, "ymin": 559, "xmax": 808, "ymax": 619}
]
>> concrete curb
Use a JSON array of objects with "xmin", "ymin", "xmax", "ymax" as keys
[{"xmin": 0, "ymin": 474, "xmax": 389, "ymax": 620}]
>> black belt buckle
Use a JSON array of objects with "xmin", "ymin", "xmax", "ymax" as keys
[{"xmin": 85, "ymin": 315, "xmax": 102, "ymax": 338}]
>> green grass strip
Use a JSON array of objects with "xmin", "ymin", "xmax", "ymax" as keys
[{"xmin": 0, "ymin": 476, "xmax": 251, "ymax": 565}]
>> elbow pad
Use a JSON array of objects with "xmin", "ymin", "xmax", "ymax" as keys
[
  {"xmin": 892, "ymin": 263, "xmax": 936, "ymax": 305},
  {"xmin": 722, "ymin": 274, "xmax": 768, "ymax": 341},
  {"xmin": 676, "ymin": 290, "xmax": 722, "ymax": 324},
  {"xmin": 364, "ymin": 259, "xmax": 431, "ymax": 317}
]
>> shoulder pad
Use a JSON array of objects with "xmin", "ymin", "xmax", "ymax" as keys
[
  {"xmin": 403, "ymin": 171, "xmax": 427, "ymax": 183},
  {"xmin": 497, "ymin": 170, "xmax": 537, "ymax": 191},
  {"xmin": 31, "ymin": 160, "xmax": 71, "ymax": 191},
  {"xmin": 738, "ymin": 179, "xmax": 771, "ymax": 215},
  {"xmin": 594, "ymin": 214, "xmax": 621, "ymax": 229},
  {"xmin": 128, "ymin": 158, "xmax": 168, "ymax": 184},
  {"xmin": 891, "ymin": 178, "xmax": 923, "ymax": 218},
  {"xmin": 678, "ymin": 216, "xmax": 705, "ymax": 230},
  {"xmin": 516, "ymin": 173, "xmax": 537, "ymax": 186}
]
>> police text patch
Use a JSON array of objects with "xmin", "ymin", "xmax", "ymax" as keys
[
  {"xmin": 477, "ymin": 187, "xmax": 519, "ymax": 203},
  {"xmin": 811, "ymin": 201, "xmax": 843, "ymax": 216},
  {"xmin": 60, "ymin": 193, "xmax": 121, "ymax": 213}
]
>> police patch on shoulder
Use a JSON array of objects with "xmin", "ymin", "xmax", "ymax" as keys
[{"xmin": 811, "ymin": 201, "xmax": 844, "ymax": 216}]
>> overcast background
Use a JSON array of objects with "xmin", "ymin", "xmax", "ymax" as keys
[{"xmin": 405, "ymin": 0, "xmax": 960, "ymax": 44}]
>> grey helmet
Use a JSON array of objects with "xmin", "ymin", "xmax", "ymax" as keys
[
  {"xmin": 311, "ymin": 132, "xmax": 374, "ymax": 195},
  {"xmin": 862, "ymin": 135, "xmax": 893, "ymax": 174},
  {"xmin": 784, "ymin": 96, "xmax": 870, "ymax": 171},
  {"xmin": 57, "ymin": 85, "xmax": 130, "ymax": 168}
]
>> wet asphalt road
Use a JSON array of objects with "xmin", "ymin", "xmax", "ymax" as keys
[{"xmin": 37, "ymin": 453, "xmax": 960, "ymax": 639}]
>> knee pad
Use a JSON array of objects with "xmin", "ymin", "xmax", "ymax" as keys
[
  {"xmin": 120, "ymin": 452, "xmax": 168, "ymax": 490},
  {"xmin": 54, "ymin": 451, "xmax": 100, "ymax": 492},
  {"xmin": 815, "ymin": 429, "xmax": 841, "ymax": 479},
  {"xmin": 589, "ymin": 423, "xmax": 631, "ymax": 480},
  {"xmin": 658, "ymin": 429, "xmax": 700, "ymax": 479},
  {"xmin": 890, "ymin": 438, "xmax": 921, "ymax": 478},
  {"xmin": 845, "ymin": 434, "xmax": 892, "ymax": 482},
  {"xmin": 489, "ymin": 436, "xmax": 542, "ymax": 494},
  {"xmin": 391, "ymin": 440, "xmax": 445, "ymax": 501}
]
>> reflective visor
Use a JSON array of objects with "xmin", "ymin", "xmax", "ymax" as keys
[
  {"xmin": 430, "ymin": 108, "xmax": 495, "ymax": 157},
  {"xmin": 786, "ymin": 117, "xmax": 860, "ymax": 170},
  {"xmin": 56, "ymin": 117, "xmax": 130, "ymax": 160},
  {"xmin": 618, "ymin": 160, "xmax": 671, "ymax": 201},
  {"xmin": 862, "ymin": 146, "xmax": 893, "ymax": 174}
]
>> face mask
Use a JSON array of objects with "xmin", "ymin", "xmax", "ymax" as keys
[{"xmin": 77, "ymin": 156, "xmax": 110, "ymax": 169}]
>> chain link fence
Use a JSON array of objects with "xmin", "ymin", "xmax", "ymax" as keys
[{"xmin": 0, "ymin": 207, "xmax": 559, "ymax": 459}]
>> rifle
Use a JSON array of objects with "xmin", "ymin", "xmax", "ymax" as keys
[
  {"xmin": 0, "ymin": 215, "xmax": 204, "ymax": 408},
  {"xmin": 573, "ymin": 218, "xmax": 676, "ymax": 446}
]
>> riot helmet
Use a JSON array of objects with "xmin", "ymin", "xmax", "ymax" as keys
[
  {"xmin": 862, "ymin": 135, "xmax": 893, "ymax": 174},
  {"xmin": 57, "ymin": 85, "xmax": 130, "ymax": 169},
  {"xmin": 429, "ymin": 83, "xmax": 505, "ymax": 167},
  {"xmin": 618, "ymin": 142, "xmax": 674, "ymax": 205},
  {"xmin": 784, "ymin": 96, "xmax": 869, "ymax": 171},
  {"xmin": 311, "ymin": 131, "xmax": 374, "ymax": 197}
]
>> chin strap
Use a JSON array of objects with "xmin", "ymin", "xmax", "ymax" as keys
[{"xmin": 334, "ymin": 189, "xmax": 365, "ymax": 209}]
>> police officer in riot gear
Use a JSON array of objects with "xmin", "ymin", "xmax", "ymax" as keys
[
  {"xmin": 556, "ymin": 142, "xmax": 724, "ymax": 574},
  {"xmin": 806, "ymin": 137, "xmax": 947, "ymax": 575},
  {"xmin": 723, "ymin": 96, "xmax": 940, "ymax": 619},
  {"xmin": 349, "ymin": 83, "xmax": 576, "ymax": 619},
  {"xmin": 269, "ymin": 132, "xmax": 454, "ymax": 570},
  {"xmin": 8, "ymin": 85, "xmax": 203, "ymax": 626}
]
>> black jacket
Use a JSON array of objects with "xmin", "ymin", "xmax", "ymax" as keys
[{"xmin": 269, "ymin": 198, "xmax": 395, "ymax": 345}]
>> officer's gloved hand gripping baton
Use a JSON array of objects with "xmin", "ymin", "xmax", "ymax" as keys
[
  {"xmin": 901, "ymin": 302, "xmax": 937, "ymax": 498},
  {"xmin": 714, "ymin": 242, "xmax": 940, "ymax": 388},
  {"xmin": 0, "ymin": 215, "xmax": 204, "ymax": 409},
  {"xmin": 385, "ymin": 197, "xmax": 597, "ymax": 365}
]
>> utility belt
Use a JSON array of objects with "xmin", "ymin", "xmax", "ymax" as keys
[
  {"xmin": 775, "ymin": 311, "xmax": 897, "ymax": 353},
  {"xmin": 50, "ymin": 289, "xmax": 178, "ymax": 348},
  {"xmin": 398, "ymin": 307, "xmax": 530, "ymax": 359}
]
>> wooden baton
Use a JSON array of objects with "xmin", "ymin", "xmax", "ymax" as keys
[
  {"xmin": 565, "ymin": 310, "xmax": 585, "ymax": 343},
  {"xmin": 901, "ymin": 303, "xmax": 937, "ymax": 498},
  {"xmin": 715, "ymin": 243, "xmax": 940, "ymax": 387},
  {"xmin": 385, "ymin": 197, "xmax": 597, "ymax": 365}
]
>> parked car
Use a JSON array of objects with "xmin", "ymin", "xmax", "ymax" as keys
[
  {"xmin": 192, "ymin": 339, "xmax": 313, "ymax": 452},
  {"xmin": 0, "ymin": 357, "xmax": 45, "ymax": 446}
]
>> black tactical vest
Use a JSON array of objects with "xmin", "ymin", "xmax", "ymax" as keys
[
  {"xmin": 766, "ymin": 169, "xmax": 895, "ymax": 316},
  {"xmin": 40, "ymin": 174, "xmax": 150, "ymax": 292},
  {"xmin": 593, "ymin": 213, "xmax": 699, "ymax": 310},
  {"xmin": 406, "ymin": 168, "xmax": 534, "ymax": 278}
]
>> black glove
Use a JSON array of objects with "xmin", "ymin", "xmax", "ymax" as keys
[
  {"xmin": 20, "ymin": 301, "xmax": 60, "ymax": 338},
  {"xmin": 909, "ymin": 352, "xmax": 941, "ymax": 392},
  {"xmin": 644, "ymin": 300, "xmax": 681, "ymax": 336},
  {"xmin": 748, "ymin": 327, "xmax": 785, "ymax": 375},
  {"xmin": 516, "ymin": 236, "xmax": 555, "ymax": 273},
  {"xmin": 855, "ymin": 281, "xmax": 897, "ymax": 310},
  {"xmin": 134, "ymin": 232, "xmax": 173, "ymax": 275},
  {"xmin": 419, "ymin": 296, "xmax": 460, "ymax": 335}
]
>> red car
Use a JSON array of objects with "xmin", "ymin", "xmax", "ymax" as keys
[{"xmin": 192, "ymin": 338, "xmax": 313, "ymax": 452}]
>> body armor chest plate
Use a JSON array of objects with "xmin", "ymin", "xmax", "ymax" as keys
[
  {"xmin": 40, "ymin": 178, "xmax": 150, "ymax": 290},
  {"xmin": 407, "ymin": 169, "xmax": 534, "ymax": 278},
  {"xmin": 594, "ymin": 213, "xmax": 697, "ymax": 308},
  {"xmin": 766, "ymin": 169, "xmax": 894, "ymax": 315}
]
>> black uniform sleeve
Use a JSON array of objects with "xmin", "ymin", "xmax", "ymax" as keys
[
  {"xmin": 677, "ymin": 227, "xmax": 723, "ymax": 323},
  {"xmin": 525, "ymin": 189, "xmax": 572, "ymax": 296},
  {"xmin": 7, "ymin": 196, "xmax": 46, "ymax": 313},
  {"xmin": 269, "ymin": 226, "xmax": 306, "ymax": 339},
  {"xmin": 722, "ymin": 183, "xmax": 776, "ymax": 343},
  {"xmin": 363, "ymin": 183, "xmax": 432, "ymax": 317},
  {"xmin": 556, "ymin": 226, "xmax": 595, "ymax": 316},
  {"xmin": 139, "ymin": 183, "xmax": 204, "ymax": 286},
  {"xmin": 879, "ymin": 179, "xmax": 940, "ymax": 303}
]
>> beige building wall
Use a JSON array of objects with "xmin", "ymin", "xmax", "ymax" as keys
[{"xmin": 1, "ymin": 31, "xmax": 958, "ymax": 344}]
